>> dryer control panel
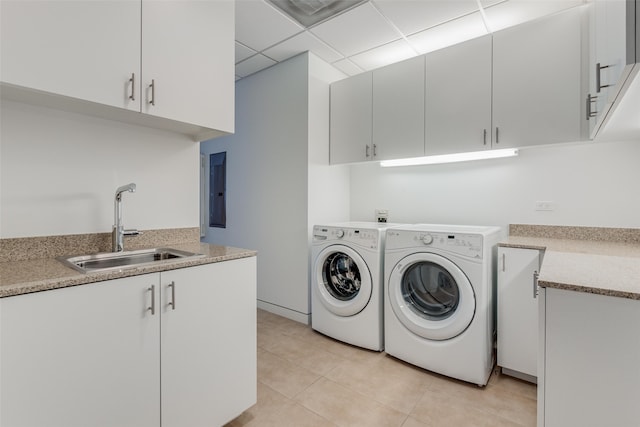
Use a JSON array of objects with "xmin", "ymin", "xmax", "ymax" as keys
[
  {"xmin": 387, "ymin": 230, "xmax": 483, "ymax": 259},
  {"xmin": 313, "ymin": 226, "xmax": 380, "ymax": 249}
]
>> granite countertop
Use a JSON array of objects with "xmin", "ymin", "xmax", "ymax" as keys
[
  {"xmin": 499, "ymin": 225, "xmax": 640, "ymax": 300},
  {"xmin": 0, "ymin": 242, "xmax": 257, "ymax": 298}
]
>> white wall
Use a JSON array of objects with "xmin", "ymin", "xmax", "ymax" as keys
[
  {"xmin": 1, "ymin": 100, "xmax": 199, "ymax": 238},
  {"xmin": 349, "ymin": 140, "xmax": 640, "ymax": 229},
  {"xmin": 200, "ymin": 53, "xmax": 349, "ymax": 322},
  {"xmin": 307, "ymin": 54, "xmax": 350, "ymax": 232}
]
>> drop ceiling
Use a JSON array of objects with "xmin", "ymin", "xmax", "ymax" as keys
[{"xmin": 235, "ymin": 0, "xmax": 585, "ymax": 79}]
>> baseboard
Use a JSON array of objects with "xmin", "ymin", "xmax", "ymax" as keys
[
  {"xmin": 500, "ymin": 367, "xmax": 538, "ymax": 384},
  {"xmin": 257, "ymin": 300, "xmax": 310, "ymax": 325}
]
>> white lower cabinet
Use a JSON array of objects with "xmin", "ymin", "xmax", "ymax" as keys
[
  {"xmin": 1, "ymin": 274, "xmax": 160, "ymax": 427},
  {"xmin": 0, "ymin": 257, "xmax": 256, "ymax": 427},
  {"xmin": 497, "ymin": 247, "xmax": 541, "ymax": 381},
  {"xmin": 161, "ymin": 259, "xmax": 257, "ymax": 427},
  {"xmin": 539, "ymin": 288, "xmax": 640, "ymax": 427}
]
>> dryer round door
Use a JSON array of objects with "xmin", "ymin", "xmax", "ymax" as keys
[
  {"xmin": 314, "ymin": 245, "xmax": 372, "ymax": 317},
  {"xmin": 388, "ymin": 252, "xmax": 475, "ymax": 341}
]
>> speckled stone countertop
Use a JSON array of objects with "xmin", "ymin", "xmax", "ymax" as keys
[
  {"xmin": 499, "ymin": 224, "xmax": 640, "ymax": 300},
  {"xmin": 0, "ymin": 229, "xmax": 257, "ymax": 298}
]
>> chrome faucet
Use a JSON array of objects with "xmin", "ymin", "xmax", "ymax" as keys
[{"xmin": 112, "ymin": 183, "xmax": 140, "ymax": 252}]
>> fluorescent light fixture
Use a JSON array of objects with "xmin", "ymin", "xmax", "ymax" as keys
[{"xmin": 379, "ymin": 148, "xmax": 519, "ymax": 167}]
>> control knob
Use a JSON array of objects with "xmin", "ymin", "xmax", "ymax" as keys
[
  {"xmin": 336, "ymin": 229, "xmax": 345, "ymax": 238},
  {"xmin": 421, "ymin": 234, "xmax": 433, "ymax": 245}
]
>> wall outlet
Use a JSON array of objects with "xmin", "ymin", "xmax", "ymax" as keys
[
  {"xmin": 375, "ymin": 209, "xmax": 389, "ymax": 223},
  {"xmin": 535, "ymin": 201, "xmax": 555, "ymax": 211}
]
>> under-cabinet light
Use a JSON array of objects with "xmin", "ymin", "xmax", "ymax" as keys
[{"xmin": 379, "ymin": 148, "xmax": 519, "ymax": 167}]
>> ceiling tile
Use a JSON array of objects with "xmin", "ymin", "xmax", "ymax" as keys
[
  {"xmin": 372, "ymin": 0, "xmax": 480, "ymax": 35},
  {"xmin": 482, "ymin": 0, "xmax": 584, "ymax": 32},
  {"xmin": 235, "ymin": 0, "xmax": 304, "ymax": 52},
  {"xmin": 408, "ymin": 11, "xmax": 488, "ymax": 54},
  {"xmin": 235, "ymin": 54, "xmax": 277, "ymax": 78},
  {"xmin": 310, "ymin": 2, "xmax": 401, "ymax": 57},
  {"xmin": 262, "ymin": 31, "xmax": 344, "ymax": 64},
  {"xmin": 235, "ymin": 42, "xmax": 257, "ymax": 64},
  {"xmin": 349, "ymin": 39, "xmax": 417, "ymax": 71},
  {"xmin": 331, "ymin": 59, "xmax": 365, "ymax": 77}
]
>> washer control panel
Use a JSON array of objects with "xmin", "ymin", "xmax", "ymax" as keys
[{"xmin": 313, "ymin": 226, "xmax": 380, "ymax": 249}]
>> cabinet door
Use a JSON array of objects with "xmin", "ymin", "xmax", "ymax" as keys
[
  {"xmin": 0, "ymin": 276, "xmax": 160, "ymax": 427},
  {"xmin": 373, "ymin": 55, "xmax": 425, "ymax": 161},
  {"xmin": 330, "ymin": 72, "xmax": 373, "ymax": 164},
  {"xmin": 493, "ymin": 8, "xmax": 584, "ymax": 147},
  {"xmin": 425, "ymin": 35, "xmax": 492, "ymax": 155},
  {"xmin": 141, "ymin": 0, "xmax": 234, "ymax": 133},
  {"xmin": 543, "ymin": 289, "xmax": 640, "ymax": 427},
  {"xmin": 497, "ymin": 247, "xmax": 540, "ymax": 379},
  {"xmin": 589, "ymin": 0, "xmax": 638, "ymax": 136},
  {"xmin": 0, "ymin": 0, "xmax": 140, "ymax": 111},
  {"xmin": 160, "ymin": 258, "xmax": 257, "ymax": 427}
]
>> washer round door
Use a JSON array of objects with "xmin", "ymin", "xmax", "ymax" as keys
[
  {"xmin": 388, "ymin": 252, "xmax": 475, "ymax": 341},
  {"xmin": 314, "ymin": 245, "xmax": 372, "ymax": 317}
]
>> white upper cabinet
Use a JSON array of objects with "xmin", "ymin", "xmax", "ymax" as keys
[
  {"xmin": 330, "ymin": 72, "xmax": 373, "ymax": 164},
  {"xmin": 425, "ymin": 35, "xmax": 492, "ymax": 155},
  {"xmin": 0, "ymin": 0, "xmax": 234, "ymax": 141},
  {"xmin": 493, "ymin": 7, "xmax": 585, "ymax": 148},
  {"xmin": 141, "ymin": 0, "xmax": 234, "ymax": 134},
  {"xmin": 588, "ymin": 0, "xmax": 638, "ymax": 137},
  {"xmin": 0, "ymin": 0, "xmax": 141, "ymax": 111},
  {"xmin": 372, "ymin": 55, "xmax": 425, "ymax": 161}
]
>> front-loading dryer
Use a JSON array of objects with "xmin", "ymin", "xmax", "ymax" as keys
[
  {"xmin": 311, "ymin": 222, "xmax": 403, "ymax": 351},
  {"xmin": 384, "ymin": 224, "xmax": 502, "ymax": 386}
]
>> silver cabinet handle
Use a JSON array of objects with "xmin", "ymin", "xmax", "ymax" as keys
[
  {"xmin": 365, "ymin": 145, "xmax": 370, "ymax": 158},
  {"xmin": 168, "ymin": 281, "xmax": 176, "ymax": 310},
  {"xmin": 533, "ymin": 270, "xmax": 539, "ymax": 299},
  {"xmin": 586, "ymin": 94, "xmax": 597, "ymax": 120},
  {"xmin": 149, "ymin": 79, "xmax": 155, "ymax": 106},
  {"xmin": 596, "ymin": 63, "xmax": 612, "ymax": 93},
  {"xmin": 373, "ymin": 144, "xmax": 377, "ymax": 157},
  {"xmin": 147, "ymin": 285, "xmax": 156, "ymax": 315},
  {"xmin": 495, "ymin": 127, "xmax": 500, "ymax": 144},
  {"xmin": 129, "ymin": 73, "xmax": 135, "ymax": 101},
  {"xmin": 502, "ymin": 253, "xmax": 506, "ymax": 272},
  {"xmin": 483, "ymin": 129, "xmax": 487, "ymax": 146}
]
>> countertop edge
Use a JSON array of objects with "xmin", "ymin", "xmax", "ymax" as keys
[
  {"xmin": 499, "ymin": 235, "xmax": 640, "ymax": 300},
  {"xmin": 537, "ymin": 279, "xmax": 640, "ymax": 300},
  {"xmin": 0, "ymin": 244, "xmax": 257, "ymax": 298}
]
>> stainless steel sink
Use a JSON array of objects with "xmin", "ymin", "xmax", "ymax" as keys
[{"xmin": 58, "ymin": 247, "xmax": 205, "ymax": 273}]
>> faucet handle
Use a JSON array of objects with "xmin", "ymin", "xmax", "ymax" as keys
[{"xmin": 123, "ymin": 229, "xmax": 142, "ymax": 237}]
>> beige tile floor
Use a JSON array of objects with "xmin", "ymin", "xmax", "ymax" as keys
[{"xmin": 225, "ymin": 309, "xmax": 536, "ymax": 427}]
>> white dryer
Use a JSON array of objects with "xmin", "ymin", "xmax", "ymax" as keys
[
  {"xmin": 384, "ymin": 224, "xmax": 501, "ymax": 386},
  {"xmin": 311, "ymin": 222, "xmax": 402, "ymax": 351}
]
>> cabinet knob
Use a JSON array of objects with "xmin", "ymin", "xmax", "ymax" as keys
[
  {"xmin": 596, "ymin": 63, "xmax": 612, "ymax": 93},
  {"xmin": 149, "ymin": 79, "xmax": 156, "ymax": 106},
  {"xmin": 586, "ymin": 94, "xmax": 597, "ymax": 120},
  {"xmin": 168, "ymin": 281, "xmax": 176, "ymax": 310},
  {"xmin": 129, "ymin": 73, "xmax": 135, "ymax": 101},
  {"xmin": 147, "ymin": 285, "xmax": 156, "ymax": 315}
]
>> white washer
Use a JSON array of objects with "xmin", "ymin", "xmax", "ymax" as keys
[
  {"xmin": 311, "ymin": 222, "xmax": 403, "ymax": 351},
  {"xmin": 384, "ymin": 224, "xmax": 502, "ymax": 386}
]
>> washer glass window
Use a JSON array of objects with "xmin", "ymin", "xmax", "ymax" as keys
[
  {"xmin": 322, "ymin": 252, "xmax": 361, "ymax": 301},
  {"xmin": 402, "ymin": 261, "xmax": 459, "ymax": 320}
]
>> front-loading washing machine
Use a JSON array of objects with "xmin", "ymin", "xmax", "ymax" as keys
[
  {"xmin": 384, "ymin": 224, "xmax": 502, "ymax": 386},
  {"xmin": 311, "ymin": 222, "xmax": 403, "ymax": 351}
]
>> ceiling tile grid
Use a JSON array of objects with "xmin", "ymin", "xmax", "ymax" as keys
[{"xmin": 234, "ymin": 0, "xmax": 586, "ymax": 80}]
